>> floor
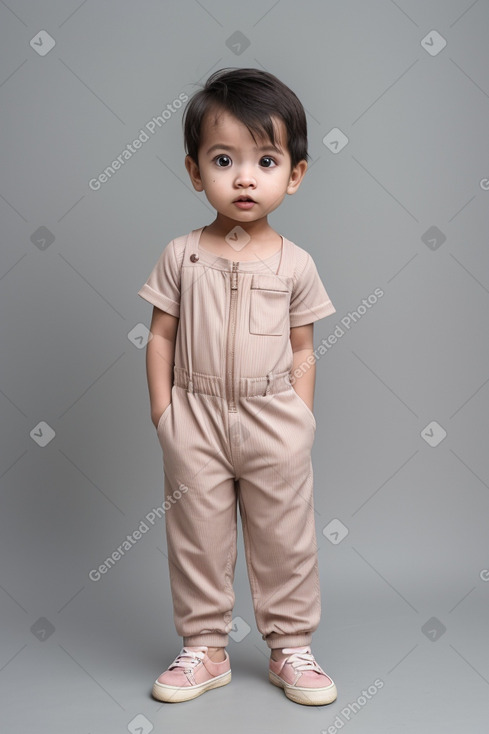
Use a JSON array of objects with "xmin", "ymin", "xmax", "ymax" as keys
[{"xmin": 2, "ymin": 527, "xmax": 488, "ymax": 734}]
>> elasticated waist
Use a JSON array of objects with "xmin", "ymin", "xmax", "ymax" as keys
[{"xmin": 174, "ymin": 366, "xmax": 292, "ymax": 399}]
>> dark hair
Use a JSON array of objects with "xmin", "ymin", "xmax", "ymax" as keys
[{"xmin": 182, "ymin": 67, "xmax": 309, "ymax": 169}]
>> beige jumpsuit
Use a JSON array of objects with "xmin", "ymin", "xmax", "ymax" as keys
[{"xmin": 138, "ymin": 226, "xmax": 336, "ymax": 650}]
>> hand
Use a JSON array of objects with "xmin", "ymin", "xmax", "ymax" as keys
[{"xmin": 152, "ymin": 403, "xmax": 171, "ymax": 430}]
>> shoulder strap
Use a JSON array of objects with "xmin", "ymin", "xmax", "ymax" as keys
[
  {"xmin": 277, "ymin": 236, "xmax": 296, "ymax": 279},
  {"xmin": 183, "ymin": 228, "xmax": 202, "ymax": 264}
]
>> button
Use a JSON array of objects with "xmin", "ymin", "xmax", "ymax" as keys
[{"xmin": 190, "ymin": 253, "xmax": 199, "ymax": 262}]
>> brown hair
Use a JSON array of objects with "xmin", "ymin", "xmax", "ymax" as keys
[{"xmin": 182, "ymin": 67, "xmax": 309, "ymax": 168}]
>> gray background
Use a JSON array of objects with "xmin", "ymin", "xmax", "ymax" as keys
[{"xmin": 1, "ymin": 1, "xmax": 488, "ymax": 732}]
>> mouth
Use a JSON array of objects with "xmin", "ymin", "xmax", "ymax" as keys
[{"xmin": 233, "ymin": 195, "xmax": 256, "ymax": 203}]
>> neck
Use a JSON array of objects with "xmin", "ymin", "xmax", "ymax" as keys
[{"xmin": 207, "ymin": 214, "xmax": 272, "ymax": 239}]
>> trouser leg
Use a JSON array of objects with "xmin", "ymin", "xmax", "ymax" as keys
[
  {"xmin": 236, "ymin": 392, "xmax": 321, "ymax": 650},
  {"xmin": 163, "ymin": 468, "xmax": 238, "ymax": 648},
  {"xmin": 237, "ymin": 460, "xmax": 321, "ymax": 650},
  {"xmin": 157, "ymin": 390, "xmax": 238, "ymax": 648}
]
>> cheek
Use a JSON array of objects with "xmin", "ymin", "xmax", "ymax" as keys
[{"xmin": 268, "ymin": 178, "xmax": 288, "ymax": 196}]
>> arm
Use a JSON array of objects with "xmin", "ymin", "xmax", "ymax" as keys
[
  {"xmin": 146, "ymin": 306, "xmax": 179, "ymax": 428},
  {"xmin": 289, "ymin": 323, "xmax": 315, "ymax": 412}
]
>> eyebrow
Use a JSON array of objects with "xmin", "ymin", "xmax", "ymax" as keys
[{"xmin": 205, "ymin": 143, "xmax": 283, "ymax": 155}]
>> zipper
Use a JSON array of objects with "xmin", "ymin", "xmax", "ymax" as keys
[{"xmin": 226, "ymin": 262, "xmax": 239, "ymax": 412}]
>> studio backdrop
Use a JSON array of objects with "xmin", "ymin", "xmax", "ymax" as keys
[{"xmin": 0, "ymin": 1, "xmax": 488, "ymax": 732}]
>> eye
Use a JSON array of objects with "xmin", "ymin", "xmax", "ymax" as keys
[
  {"xmin": 260, "ymin": 156, "xmax": 276, "ymax": 168},
  {"xmin": 215, "ymin": 155, "xmax": 231, "ymax": 167}
]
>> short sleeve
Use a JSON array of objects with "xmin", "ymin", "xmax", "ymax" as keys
[
  {"xmin": 289, "ymin": 252, "xmax": 336, "ymax": 328},
  {"xmin": 137, "ymin": 240, "xmax": 181, "ymax": 317}
]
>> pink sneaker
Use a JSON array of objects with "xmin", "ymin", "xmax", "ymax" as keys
[
  {"xmin": 152, "ymin": 646, "xmax": 231, "ymax": 703},
  {"xmin": 269, "ymin": 646, "xmax": 337, "ymax": 705}
]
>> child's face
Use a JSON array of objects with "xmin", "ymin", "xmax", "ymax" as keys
[{"xmin": 185, "ymin": 108, "xmax": 307, "ymax": 226}]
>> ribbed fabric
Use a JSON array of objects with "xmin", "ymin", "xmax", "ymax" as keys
[{"xmin": 138, "ymin": 227, "xmax": 336, "ymax": 650}]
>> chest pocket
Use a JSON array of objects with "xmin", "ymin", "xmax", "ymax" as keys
[{"xmin": 249, "ymin": 274, "xmax": 291, "ymax": 336}]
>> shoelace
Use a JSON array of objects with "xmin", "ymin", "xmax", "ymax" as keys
[
  {"xmin": 281, "ymin": 646, "xmax": 325, "ymax": 673},
  {"xmin": 169, "ymin": 647, "xmax": 206, "ymax": 672}
]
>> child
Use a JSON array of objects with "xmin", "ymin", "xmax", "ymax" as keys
[{"xmin": 138, "ymin": 67, "xmax": 338, "ymax": 706}]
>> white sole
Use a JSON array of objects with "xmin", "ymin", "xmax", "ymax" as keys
[
  {"xmin": 269, "ymin": 670, "xmax": 337, "ymax": 705},
  {"xmin": 152, "ymin": 669, "xmax": 231, "ymax": 703}
]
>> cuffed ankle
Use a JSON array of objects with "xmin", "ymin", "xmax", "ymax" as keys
[
  {"xmin": 183, "ymin": 632, "xmax": 229, "ymax": 648},
  {"xmin": 266, "ymin": 633, "xmax": 313, "ymax": 650}
]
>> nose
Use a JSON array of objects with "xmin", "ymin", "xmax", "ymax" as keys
[{"xmin": 234, "ymin": 164, "xmax": 256, "ymax": 189}]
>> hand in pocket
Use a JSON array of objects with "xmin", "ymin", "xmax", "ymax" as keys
[{"xmin": 155, "ymin": 401, "xmax": 172, "ymax": 431}]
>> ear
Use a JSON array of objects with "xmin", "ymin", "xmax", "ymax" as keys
[
  {"xmin": 185, "ymin": 154, "xmax": 204, "ymax": 192},
  {"xmin": 286, "ymin": 159, "xmax": 308, "ymax": 195}
]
